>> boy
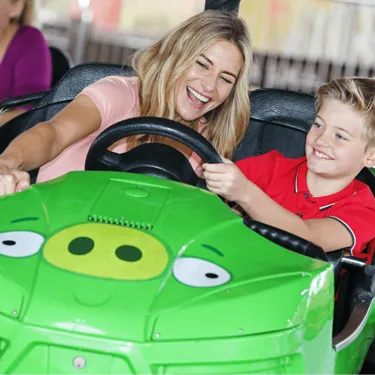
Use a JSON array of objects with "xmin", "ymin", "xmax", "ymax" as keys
[{"xmin": 202, "ymin": 77, "xmax": 375, "ymax": 259}]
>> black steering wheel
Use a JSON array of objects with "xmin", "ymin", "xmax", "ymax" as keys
[{"xmin": 85, "ymin": 116, "xmax": 222, "ymax": 187}]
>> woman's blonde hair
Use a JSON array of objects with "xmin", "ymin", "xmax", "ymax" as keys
[
  {"xmin": 316, "ymin": 77, "xmax": 375, "ymax": 148},
  {"xmin": 11, "ymin": 0, "xmax": 39, "ymax": 27},
  {"xmin": 130, "ymin": 10, "xmax": 252, "ymax": 159}
]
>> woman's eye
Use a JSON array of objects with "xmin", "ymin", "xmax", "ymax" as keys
[
  {"xmin": 313, "ymin": 122, "xmax": 322, "ymax": 129},
  {"xmin": 197, "ymin": 61, "xmax": 208, "ymax": 70},
  {"xmin": 220, "ymin": 76, "xmax": 233, "ymax": 84}
]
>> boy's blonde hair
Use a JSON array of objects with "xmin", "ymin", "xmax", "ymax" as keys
[
  {"xmin": 130, "ymin": 10, "xmax": 252, "ymax": 159},
  {"xmin": 316, "ymin": 77, "xmax": 375, "ymax": 148}
]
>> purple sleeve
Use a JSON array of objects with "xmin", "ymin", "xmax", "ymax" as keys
[{"xmin": 13, "ymin": 27, "xmax": 52, "ymax": 99}]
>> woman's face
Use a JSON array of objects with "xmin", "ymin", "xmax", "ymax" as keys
[
  {"xmin": 0, "ymin": 0, "xmax": 23, "ymax": 31},
  {"xmin": 174, "ymin": 40, "xmax": 244, "ymax": 123}
]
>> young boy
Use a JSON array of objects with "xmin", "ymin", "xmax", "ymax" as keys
[{"xmin": 202, "ymin": 77, "xmax": 375, "ymax": 259}]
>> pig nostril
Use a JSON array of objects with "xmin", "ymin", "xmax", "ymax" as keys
[
  {"xmin": 68, "ymin": 237, "xmax": 94, "ymax": 255},
  {"xmin": 115, "ymin": 245, "xmax": 142, "ymax": 262}
]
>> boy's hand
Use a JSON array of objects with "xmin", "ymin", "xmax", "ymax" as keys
[{"xmin": 202, "ymin": 158, "xmax": 251, "ymax": 202}]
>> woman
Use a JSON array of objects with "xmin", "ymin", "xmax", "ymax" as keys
[
  {"xmin": 0, "ymin": 10, "xmax": 252, "ymax": 196},
  {"xmin": 0, "ymin": 0, "xmax": 52, "ymax": 126}
]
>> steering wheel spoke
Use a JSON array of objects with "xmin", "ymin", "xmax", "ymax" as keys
[{"xmin": 98, "ymin": 150, "xmax": 122, "ymax": 170}]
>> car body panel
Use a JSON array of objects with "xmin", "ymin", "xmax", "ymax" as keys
[{"xmin": 0, "ymin": 171, "xmax": 372, "ymax": 374}]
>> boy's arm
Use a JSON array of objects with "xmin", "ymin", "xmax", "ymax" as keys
[
  {"xmin": 202, "ymin": 159, "xmax": 353, "ymax": 252},
  {"xmin": 236, "ymin": 181, "xmax": 353, "ymax": 252}
]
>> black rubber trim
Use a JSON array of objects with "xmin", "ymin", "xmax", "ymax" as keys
[
  {"xmin": 244, "ymin": 218, "xmax": 328, "ymax": 262},
  {"xmin": 333, "ymin": 294, "xmax": 374, "ymax": 351},
  {"xmin": 0, "ymin": 90, "xmax": 49, "ymax": 112}
]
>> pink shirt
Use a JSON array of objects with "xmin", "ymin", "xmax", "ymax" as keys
[{"xmin": 37, "ymin": 76, "xmax": 204, "ymax": 183}]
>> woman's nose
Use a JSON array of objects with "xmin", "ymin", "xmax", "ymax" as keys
[{"xmin": 201, "ymin": 74, "xmax": 216, "ymax": 92}]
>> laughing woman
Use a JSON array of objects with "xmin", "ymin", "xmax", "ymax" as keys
[{"xmin": 0, "ymin": 10, "xmax": 252, "ymax": 196}]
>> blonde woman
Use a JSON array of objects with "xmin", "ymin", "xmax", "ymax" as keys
[
  {"xmin": 0, "ymin": 10, "xmax": 252, "ymax": 196},
  {"xmin": 0, "ymin": 0, "xmax": 52, "ymax": 126}
]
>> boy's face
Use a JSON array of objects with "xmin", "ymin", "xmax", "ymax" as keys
[{"xmin": 305, "ymin": 98, "xmax": 375, "ymax": 179}]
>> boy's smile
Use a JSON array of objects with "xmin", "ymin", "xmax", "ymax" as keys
[
  {"xmin": 305, "ymin": 98, "xmax": 375, "ymax": 188},
  {"xmin": 312, "ymin": 149, "xmax": 333, "ymax": 160}
]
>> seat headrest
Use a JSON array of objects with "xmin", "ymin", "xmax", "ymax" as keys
[
  {"xmin": 234, "ymin": 88, "xmax": 316, "ymax": 161},
  {"xmin": 250, "ymin": 88, "xmax": 316, "ymax": 124}
]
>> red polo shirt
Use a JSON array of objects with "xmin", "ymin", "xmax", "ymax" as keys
[{"xmin": 235, "ymin": 150, "xmax": 375, "ymax": 259}]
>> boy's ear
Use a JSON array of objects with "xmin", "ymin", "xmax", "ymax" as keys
[{"xmin": 363, "ymin": 148, "xmax": 375, "ymax": 168}]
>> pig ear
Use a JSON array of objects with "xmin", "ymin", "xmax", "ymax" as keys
[{"xmin": 0, "ymin": 231, "xmax": 45, "ymax": 258}]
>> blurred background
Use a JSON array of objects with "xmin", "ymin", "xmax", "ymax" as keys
[{"xmin": 39, "ymin": 0, "xmax": 375, "ymax": 94}]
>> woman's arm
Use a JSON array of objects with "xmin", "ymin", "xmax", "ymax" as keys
[
  {"xmin": 0, "ymin": 75, "xmax": 138, "ymax": 195},
  {"xmin": 0, "ymin": 95, "xmax": 101, "ymax": 172}
]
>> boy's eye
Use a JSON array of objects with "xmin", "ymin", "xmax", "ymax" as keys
[
  {"xmin": 336, "ymin": 133, "xmax": 347, "ymax": 141},
  {"xmin": 197, "ymin": 61, "xmax": 208, "ymax": 70}
]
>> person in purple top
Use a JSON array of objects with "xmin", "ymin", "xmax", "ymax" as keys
[{"xmin": 0, "ymin": 0, "xmax": 52, "ymax": 126}]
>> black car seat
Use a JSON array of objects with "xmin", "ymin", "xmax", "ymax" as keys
[
  {"xmin": 0, "ymin": 63, "xmax": 133, "ymax": 182},
  {"xmin": 49, "ymin": 46, "xmax": 75, "ymax": 87}
]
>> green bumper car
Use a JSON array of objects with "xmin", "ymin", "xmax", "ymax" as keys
[{"xmin": 0, "ymin": 64, "xmax": 374, "ymax": 374}]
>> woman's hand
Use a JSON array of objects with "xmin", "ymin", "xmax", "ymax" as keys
[
  {"xmin": 0, "ymin": 161, "xmax": 30, "ymax": 196},
  {"xmin": 202, "ymin": 157, "xmax": 251, "ymax": 202}
]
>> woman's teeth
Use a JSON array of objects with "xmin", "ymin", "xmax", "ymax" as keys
[
  {"xmin": 314, "ymin": 150, "xmax": 331, "ymax": 159},
  {"xmin": 187, "ymin": 87, "xmax": 210, "ymax": 103}
]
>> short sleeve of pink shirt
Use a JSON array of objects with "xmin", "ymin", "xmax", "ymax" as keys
[{"xmin": 79, "ymin": 75, "xmax": 139, "ymax": 138}]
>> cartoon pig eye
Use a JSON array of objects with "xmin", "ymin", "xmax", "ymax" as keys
[
  {"xmin": 0, "ymin": 231, "xmax": 44, "ymax": 258},
  {"xmin": 173, "ymin": 257, "xmax": 231, "ymax": 287}
]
